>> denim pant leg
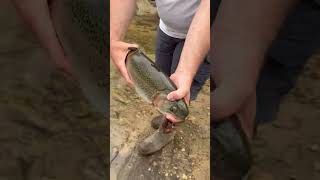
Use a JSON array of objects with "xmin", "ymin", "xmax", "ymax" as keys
[
  {"xmin": 256, "ymin": 1, "xmax": 320, "ymax": 124},
  {"xmin": 155, "ymin": 28, "xmax": 178, "ymax": 76}
]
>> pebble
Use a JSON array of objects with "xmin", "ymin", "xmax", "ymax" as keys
[
  {"xmin": 181, "ymin": 174, "xmax": 188, "ymax": 179},
  {"xmin": 165, "ymin": 173, "xmax": 168, "ymax": 177},
  {"xmin": 152, "ymin": 161, "xmax": 157, "ymax": 166},
  {"xmin": 181, "ymin": 148, "xmax": 185, "ymax": 152},
  {"xmin": 148, "ymin": 167, "xmax": 151, "ymax": 171}
]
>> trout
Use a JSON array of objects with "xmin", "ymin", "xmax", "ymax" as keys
[
  {"xmin": 126, "ymin": 48, "xmax": 189, "ymax": 123},
  {"xmin": 50, "ymin": 0, "xmax": 108, "ymax": 114}
]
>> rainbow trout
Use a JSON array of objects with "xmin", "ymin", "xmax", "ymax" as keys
[
  {"xmin": 126, "ymin": 48, "xmax": 189, "ymax": 123},
  {"xmin": 50, "ymin": 0, "xmax": 108, "ymax": 114}
]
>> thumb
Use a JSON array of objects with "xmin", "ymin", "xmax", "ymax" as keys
[
  {"xmin": 167, "ymin": 88, "xmax": 188, "ymax": 101},
  {"xmin": 119, "ymin": 65, "xmax": 133, "ymax": 85},
  {"xmin": 118, "ymin": 41, "xmax": 139, "ymax": 49}
]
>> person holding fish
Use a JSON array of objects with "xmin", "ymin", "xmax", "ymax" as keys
[
  {"xmin": 12, "ymin": 0, "xmax": 320, "ymax": 173},
  {"xmin": 12, "ymin": 0, "xmax": 210, "ymax": 155},
  {"xmin": 111, "ymin": 0, "xmax": 210, "ymax": 155}
]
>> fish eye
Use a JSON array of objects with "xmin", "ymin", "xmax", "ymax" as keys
[{"xmin": 170, "ymin": 106, "xmax": 177, "ymax": 112}]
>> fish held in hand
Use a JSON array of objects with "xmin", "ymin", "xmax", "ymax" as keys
[{"xmin": 125, "ymin": 48, "xmax": 189, "ymax": 123}]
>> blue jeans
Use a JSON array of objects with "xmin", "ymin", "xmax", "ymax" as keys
[{"xmin": 155, "ymin": 28, "xmax": 210, "ymax": 101}]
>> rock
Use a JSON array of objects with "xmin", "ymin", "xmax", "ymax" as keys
[
  {"xmin": 181, "ymin": 174, "xmax": 188, "ymax": 179},
  {"xmin": 188, "ymin": 116, "xmax": 197, "ymax": 124},
  {"xmin": 152, "ymin": 161, "xmax": 157, "ymax": 166}
]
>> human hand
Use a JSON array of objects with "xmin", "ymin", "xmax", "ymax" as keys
[
  {"xmin": 167, "ymin": 72, "xmax": 192, "ymax": 105},
  {"xmin": 110, "ymin": 40, "xmax": 138, "ymax": 85}
]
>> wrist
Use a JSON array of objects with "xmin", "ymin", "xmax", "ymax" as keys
[
  {"xmin": 173, "ymin": 70, "xmax": 194, "ymax": 87},
  {"xmin": 110, "ymin": 39, "xmax": 123, "ymax": 51},
  {"xmin": 175, "ymin": 67, "xmax": 195, "ymax": 82},
  {"xmin": 110, "ymin": 30, "xmax": 124, "ymax": 42}
]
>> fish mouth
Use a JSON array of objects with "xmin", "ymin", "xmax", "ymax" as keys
[{"xmin": 164, "ymin": 113, "xmax": 185, "ymax": 123}]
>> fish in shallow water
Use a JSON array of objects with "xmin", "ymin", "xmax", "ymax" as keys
[
  {"xmin": 50, "ymin": 0, "xmax": 108, "ymax": 114},
  {"xmin": 126, "ymin": 48, "xmax": 189, "ymax": 123}
]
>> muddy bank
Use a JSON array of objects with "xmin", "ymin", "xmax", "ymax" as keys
[{"xmin": 0, "ymin": 1, "xmax": 108, "ymax": 179}]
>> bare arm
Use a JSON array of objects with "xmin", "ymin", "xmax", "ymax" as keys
[
  {"xmin": 110, "ymin": 0, "xmax": 138, "ymax": 84},
  {"xmin": 110, "ymin": 0, "xmax": 137, "ymax": 41},
  {"xmin": 167, "ymin": 0, "xmax": 210, "ymax": 102},
  {"xmin": 12, "ymin": 0, "xmax": 70, "ymax": 71},
  {"xmin": 211, "ymin": 0, "xmax": 300, "ymax": 119}
]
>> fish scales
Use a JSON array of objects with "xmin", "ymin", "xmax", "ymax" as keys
[
  {"xmin": 127, "ymin": 53, "xmax": 175, "ymax": 103},
  {"xmin": 70, "ymin": 0, "xmax": 108, "ymax": 58},
  {"xmin": 126, "ymin": 49, "xmax": 189, "ymax": 122}
]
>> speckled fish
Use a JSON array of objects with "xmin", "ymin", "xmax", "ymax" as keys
[
  {"xmin": 125, "ymin": 48, "xmax": 189, "ymax": 123},
  {"xmin": 50, "ymin": 0, "xmax": 108, "ymax": 114}
]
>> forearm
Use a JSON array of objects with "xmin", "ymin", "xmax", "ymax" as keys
[
  {"xmin": 12, "ymin": 0, "xmax": 64, "ymax": 57},
  {"xmin": 212, "ymin": 0, "xmax": 300, "ymax": 118},
  {"xmin": 110, "ymin": 0, "xmax": 137, "ymax": 41},
  {"xmin": 175, "ymin": 0, "xmax": 210, "ymax": 84}
]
